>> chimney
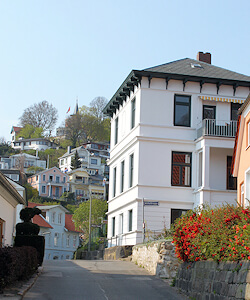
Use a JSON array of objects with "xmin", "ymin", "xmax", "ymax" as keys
[{"xmin": 196, "ymin": 52, "xmax": 211, "ymax": 64}]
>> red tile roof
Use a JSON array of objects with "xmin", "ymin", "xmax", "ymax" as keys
[
  {"xmin": 28, "ymin": 202, "xmax": 52, "ymax": 228},
  {"xmin": 65, "ymin": 214, "xmax": 81, "ymax": 232},
  {"xmin": 12, "ymin": 126, "xmax": 22, "ymax": 133}
]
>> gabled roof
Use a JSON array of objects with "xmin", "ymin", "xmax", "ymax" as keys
[
  {"xmin": 65, "ymin": 214, "xmax": 81, "ymax": 232},
  {"xmin": 11, "ymin": 153, "xmax": 40, "ymax": 159},
  {"xmin": 33, "ymin": 214, "xmax": 53, "ymax": 228},
  {"xmin": 59, "ymin": 146, "xmax": 88, "ymax": 159},
  {"xmin": 28, "ymin": 166, "xmax": 68, "ymax": 178},
  {"xmin": 10, "ymin": 126, "xmax": 22, "ymax": 134},
  {"xmin": 37, "ymin": 205, "xmax": 69, "ymax": 213},
  {"xmin": 103, "ymin": 57, "xmax": 250, "ymax": 117}
]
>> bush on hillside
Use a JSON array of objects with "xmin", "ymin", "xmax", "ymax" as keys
[{"xmin": 172, "ymin": 204, "xmax": 250, "ymax": 262}]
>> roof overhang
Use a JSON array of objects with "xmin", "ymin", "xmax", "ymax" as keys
[{"xmin": 103, "ymin": 69, "xmax": 250, "ymax": 117}]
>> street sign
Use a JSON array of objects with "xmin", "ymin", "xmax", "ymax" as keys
[{"xmin": 144, "ymin": 201, "xmax": 159, "ymax": 206}]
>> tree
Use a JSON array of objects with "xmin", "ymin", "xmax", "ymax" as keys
[
  {"xmin": 38, "ymin": 148, "xmax": 65, "ymax": 168},
  {"xmin": 71, "ymin": 150, "xmax": 81, "ymax": 169},
  {"xmin": 89, "ymin": 97, "xmax": 108, "ymax": 121},
  {"xmin": 17, "ymin": 124, "xmax": 44, "ymax": 139},
  {"xmin": 65, "ymin": 114, "xmax": 86, "ymax": 148},
  {"xmin": 0, "ymin": 138, "xmax": 17, "ymax": 155},
  {"xmin": 73, "ymin": 198, "xmax": 107, "ymax": 237},
  {"xmin": 24, "ymin": 183, "xmax": 40, "ymax": 201},
  {"xmin": 19, "ymin": 100, "xmax": 58, "ymax": 135}
]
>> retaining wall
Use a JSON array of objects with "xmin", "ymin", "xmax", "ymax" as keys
[
  {"xmin": 132, "ymin": 240, "xmax": 180, "ymax": 278},
  {"xmin": 176, "ymin": 260, "xmax": 250, "ymax": 300}
]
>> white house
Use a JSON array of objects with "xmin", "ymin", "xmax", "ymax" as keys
[
  {"xmin": 103, "ymin": 52, "xmax": 250, "ymax": 247},
  {"xmin": 59, "ymin": 146, "xmax": 103, "ymax": 176},
  {"xmin": 29, "ymin": 203, "xmax": 81, "ymax": 260},
  {"xmin": 12, "ymin": 137, "xmax": 57, "ymax": 151},
  {"xmin": 0, "ymin": 172, "xmax": 26, "ymax": 247}
]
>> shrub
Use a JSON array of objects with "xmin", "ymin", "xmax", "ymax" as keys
[
  {"xmin": 0, "ymin": 246, "xmax": 38, "ymax": 292},
  {"xmin": 172, "ymin": 204, "xmax": 250, "ymax": 262}
]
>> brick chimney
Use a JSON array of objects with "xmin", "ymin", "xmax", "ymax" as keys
[{"xmin": 196, "ymin": 52, "xmax": 211, "ymax": 64}]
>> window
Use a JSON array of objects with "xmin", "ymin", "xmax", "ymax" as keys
[
  {"xmin": 128, "ymin": 210, "xmax": 133, "ymax": 232},
  {"xmin": 129, "ymin": 153, "xmax": 134, "ymax": 188},
  {"xmin": 231, "ymin": 103, "xmax": 241, "ymax": 121},
  {"xmin": 56, "ymin": 176, "xmax": 60, "ymax": 183},
  {"xmin": 113, "ymin": 167, "xmax": 117, "ymax": 197},
  {"xmin": 171, "ymin": 209, "xmax": 188, "ymax": 224},
  {"xmin": 91, "ymin": 158, "xmax": 97, "ymax": 165},
  {"xmin": 119, "ymin": 213, "xmax": 123, "ymax": 234},
  {"xmin": 63, "ymin": 177, "xmax": 66, "ymax": 183},
  {"xmin": 73, "ymin": 235, "xmax": 77, "ymax": 248},
  {"xmin": 120, "ymin": 160, "xmax": 125, "ymax": 193},
  {"xmin": 52, "ymin": 212, "xmax": 56, "ymax": 223},
  {"xmin": 114, "ymin": 117, "xmax": 118, "ymax": 145},
  {"xmin": 174, "ymin": 95, "xmax": 191, "ymax": 127},
  {"xmin": 112, "ymin": 217, "xmax": 115, "ymax": 236},
  {"xmin": 54, "ymin": 233, "xmax": 59, "ymax": 246},
  {"xmin": 131, "ymin": 98, "xmax": 136, "ymax": 129},
  {"xmin": 171, "ymin": 152, "xmax": 192, "ymax": 187},
  {"xmin": 66, "ymin": 234, "xmax": 70, "ymax": 247},
  {"xmin": 227, "ymin": 156, "xmax": 237, "ymax": 190},
  {"xmin": 58, "ymin": 213, "xmax": 62, "ymax": 224},
  {"xmin": 42, "ymin": 186, "xmax": 46, "ymax": 194},
  {"xmin": 43, "ymin": 174, "xmax": 46, "ymax": 181},
  {"xmin": 203, "ymin": 105, "xmax": 216, "ymax": 120}
]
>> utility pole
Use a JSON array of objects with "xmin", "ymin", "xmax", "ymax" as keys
[{"xmin": 88, "ymin": 188, "xmax": 92, "ymax": 252}]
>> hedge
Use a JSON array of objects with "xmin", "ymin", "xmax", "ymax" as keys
[
  {"xmin": 172, "ymin": 204, "xmax": 250, "ymax": 262},
  {"xmin": 0, "ymin": 246, "xmax": 38, "ymax": 292}
]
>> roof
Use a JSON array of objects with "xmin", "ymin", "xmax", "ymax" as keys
[
  {"xmin": 59, "ymin": 146, "xmax": 88, "ymax": 159},
  {"xmin": 238, "ymin": 93, "xmax": 250, "ymax": 115},
  {"xmin": 0, "ymin": 172, "xmax": 26, "ymax": 205},
  {"xmin": 28, "ymin": 166, "xmax": 68, "ymax": 178},
  {"xmin": 11, "ymin": 126, "xmax": 22, "ymax": 134},
  {"xmin": 11, "ymin": 153, "xmax": 40, "ymax": 159},
  {"xmin": 32, "ymin": 214, "xmax": 53, "ymax": 228},
  {"xmin": 65, "ymin": 214, "xmax": 81, "ymax": 232},
  {"xmin": 103, "ymin": 58, "xmax": 250, "ymax": 116},
  {"xmin": 36, "ymin": 205, "xmax": 69, "ymax": 213},
  {"xmin": 13, "ymin": 137, "xmax": 57, "ymax": 143}
]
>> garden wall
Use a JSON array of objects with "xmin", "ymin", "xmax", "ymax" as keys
[
  {"xmin": 176, "ymin": 260, "xmax": 250, "ymax": 299},
  {"xmin": 132, "ymin": 240, "xmax": 180, "ymax": 278}
]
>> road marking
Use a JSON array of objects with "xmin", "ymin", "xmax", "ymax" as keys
[{"xmin": 98, "ymin": 283, "xmax": 109, "ymax": 300}]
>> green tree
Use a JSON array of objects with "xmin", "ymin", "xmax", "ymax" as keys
[
  {"xmin": 38, "ymin": 148, "xmax": 65, "ymax": 168},
  {"xmin": 17, "ymin": 124, "xmax": 44, "ymax": 139},
  {"xmin": 73, "ymin": 198, "xmax": 107, "ymax": 236},
  {"xmin": 27, "ymin": 166, "xmax": 45, "ymax": 174},
  {"xmin": 0, "ymin": 138, "xmax": 18, "ymax": 155},
  {"xmin": 71, "ymin": 150, "xmax": 81, "ymax": 169},
  {"xmin": 24, "ymin": 183, "xmax": 40, "ymax": 201}
]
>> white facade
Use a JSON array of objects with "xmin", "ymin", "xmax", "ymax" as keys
[
  {"xmin": 105, "ymin": 57, "xmax": 250, "ymax": 246},
  {"xmin": 12, "ymin": 138, "xmax": 57, "ymax": 151},
  {"xmin": 35, "ymin": 205, "xmax": 80, "ymax": 260}
]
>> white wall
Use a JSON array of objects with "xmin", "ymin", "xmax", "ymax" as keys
[{"xmin": 0, "ymin": 198, "xmax": 16, "ymax": 246}]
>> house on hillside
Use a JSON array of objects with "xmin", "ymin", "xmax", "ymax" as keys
[
  {"xmin": 0, "ymin": 172, "xmax": 26, "ymax": 247},
  {"xmin": 12, "ymin": 137, "xmax": 57, "ymax": 151},
  {"xmin": 28, "ymin": 203, "xmax": 81, "ymax": 260},
  {"xmin": 68, "ymin": 168, "xmax": 105, "ymax": 202},
  {"xmin": 27, "ymin": 167, "xmax": 69, "ymax": 199},
  {"xmin": 103, "ymin": 52, "xmax": 250, "ymax": 247},
  {"xmin": 59, "ymin": 146, "xmax": 104, "ymax": 176},
  {"xmin": 10, "ymin": 126, "xmax": 22, "ymax": 145},
  {"xmin": 232, "ymin": 93, "xmax": 250, "ymax": 208}
]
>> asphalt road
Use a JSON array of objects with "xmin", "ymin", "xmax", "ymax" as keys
[{"xmin": 23, "ymin": 260, "xmax": 186, "ymax": 300}]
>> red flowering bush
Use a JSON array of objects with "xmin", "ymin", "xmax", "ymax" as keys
[{"xmin": 172, "ymin": 204, "xmax": 250, "ymax": 262}]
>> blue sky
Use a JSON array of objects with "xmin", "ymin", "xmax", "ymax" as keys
[{"xmin": 0, "ymin": 0, "xmax": 249, "ymax": 141}]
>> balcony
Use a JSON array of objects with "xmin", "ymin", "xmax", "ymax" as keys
[
  {"xmin": 47, "ymin": 180, "xmax": 66, "ymax": 186},
  {"xmin": 197, "ymin": 119, "xmax": 237, "ymax": 139}
]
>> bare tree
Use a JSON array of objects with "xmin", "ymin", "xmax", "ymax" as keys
[
  {"xmin": 65, "ymin": 114, "xmax": 86, "ymax": 148},
  {"xmin": 19, "ymin": 101, "xmax": 58, "ymax": 135},
  {"xmin": 89, "ymin": 97, "xmax": 108, "ymax": 121}
]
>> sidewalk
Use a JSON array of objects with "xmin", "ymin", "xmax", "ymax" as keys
[{"xmin": 0, "ymin": 267, "xmax": 43, "ymax": 299}]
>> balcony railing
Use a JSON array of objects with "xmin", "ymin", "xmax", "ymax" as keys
[{"xmin": 197, "ymin": 119, "xmax": 237, "ymax": 139}]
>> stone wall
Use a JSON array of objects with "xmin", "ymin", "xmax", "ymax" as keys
[
  {"xmin": 176, "ymin": 260, "xmax": 250, "ymax": 300},
  {"xmin": 103, "ymin": 246, "xmax": 133, "ymax": 260},
  {"xmin": 132, "ymin": 240, "xmax": 180, "ymax": 279}
]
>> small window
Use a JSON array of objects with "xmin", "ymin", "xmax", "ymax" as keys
[
  {"xmin": 58, "ymin": 213, "xmax": 62, "ymax": 224},
  {"xmin": 112, "ymin": 217, "xmax": 115, "ymax": 237},
  {"xmin": 120, "ymin": 160, "xmax": 125, "ymax": 193},
  {"xmin": 231, "ymin": 103, "xmax": 241, "ymax": 121},
  {"xmin": 114, "ymin": 117, "xmax": 119, "ymax": 145},
  {"xmin": 240, "ymin": 183, "xmax": 245, "ymax": 208},
  {"xmin": 42, "ymin": 186, "xmax": 46, "ymax": 194},
  {"xmin": 203, "ymin": 105, "xmax": 216, "ymax": 120},
  {"xmin": 128, "ymin": 209, "xmax": 133, "ymax": 232},
  {"xmin": 174, "ymin": 95, "xmax": 191, "ymax": 127},
  {"xmin": 131, "ymin": 98, "xmax": 136, "ymax": 129},
  {"xmin": 52, "ymin": 212, "xmax": 56, "ymax": 223},
  {"xmin": 54, "ymin": 233, "xmax": 59, "ymax": 246},
  {"xmin": 66, "ymin": 234, "xmax": 70, "ymax": 247},
  {"xmin": 91, "ymin": 158, "xmax": 97, "ymax": 165},
  {"xmin": 113, "ymin": 167, "xmax": 117, "ymax": 197},
  {"xmin": 171, "ymin": 209, "xmax": 188, "ymax": 224},
  {"xmin": 56, "ymin": 176, "xmax": 60, "ymax": 183},
  {"xmin": 171, "ymin": 152, "xmax": 192, "ymax": 187},
  {"xmin": 73, "ymin": 235, "xmax": 77, "ymax": 248},
  {"xmin": 43, "ymin": 174, "xmax": 46, "ymax": 181},
  {"xmin": 129, "ymin": 153, "xmax": 134, "ymax": 188}
]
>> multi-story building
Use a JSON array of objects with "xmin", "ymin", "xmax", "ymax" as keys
[
  {"xmin": 59, "ymin": 146, "xmax": 104, "ymax": 176},
  {"xmin": 27, "ymin": 167, "xmax": 69, "ymax": 199},
  {"xmin": 68, "ymin": 168, "xmax": 105, "ymax": 202},
  {"xmin": 103, "ymin": 52, "xmax": 250, "ymax": 247},
  {"xmin": 28, "ymin": 202, "xmax": 81, "ymax": 260}
]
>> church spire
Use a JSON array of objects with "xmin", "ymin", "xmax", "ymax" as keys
[{"xmin": 73, "ymin": 97, "xmax": 79, "ymax": 115}]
